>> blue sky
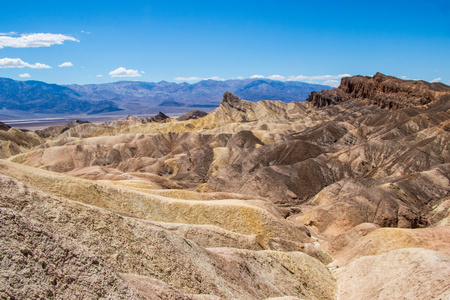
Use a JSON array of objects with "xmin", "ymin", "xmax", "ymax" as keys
[{"xmin": 0, "ymin": 0, "xmax": 449, "ymax": 86}]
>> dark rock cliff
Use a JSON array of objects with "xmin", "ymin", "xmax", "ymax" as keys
[{"xmin": 307, "ymin": 72, "xmax": 450, "ymax": 109}]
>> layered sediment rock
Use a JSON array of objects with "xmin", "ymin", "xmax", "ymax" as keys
[
  {"xmin": 0, "ymin": 127, "xmax": 42, "ymax": 158},
  {"xmin": 307, "ymin": 72, "xmax": 450, "ymax": 109}
]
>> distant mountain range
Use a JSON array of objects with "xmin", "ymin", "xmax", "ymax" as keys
[{"xmin": 0, "ymin": 77, "xmax": 330, "ymax": 118}]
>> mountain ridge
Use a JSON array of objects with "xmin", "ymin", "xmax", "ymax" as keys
[{"xmin": 0, "ymin": 77, "xmax": 330, "ymax": 118}]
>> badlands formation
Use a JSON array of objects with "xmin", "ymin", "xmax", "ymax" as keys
[{"xmin": 1, "ymin": 73, "xmax": 450, "ymax": 299}]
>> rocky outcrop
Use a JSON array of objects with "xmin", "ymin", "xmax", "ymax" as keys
[
  {"xmin": 146, "ymin": 112, "xmax": 170, "ymax": 122},
  {"xmin": 0, "ymin": 122, "xmax": 11, "ymax": 131},
  {"xmin": 307, "ymin": 72, "xmax": 450, "ymax": 109},
  {"xmin": 177, "ymin": 110, "xmax": 208, "ymax": 121},
  {"xmin": 0, "ymin": 127, "xmax": 42, "ymax": 158},
  {"xmin": 35, "ymin": 120, "xmax": 91, "ymax": 138},
  {"xmin": 305, "ymin": 88, "xmax": 348, "ymax": 107},
  {"xmin": 102, "ymin": 112, "xmax": 171, "ymax": 128},
  {"xmin": 294, "ymin": 164, "xmax": 450, "ymax": 235}
]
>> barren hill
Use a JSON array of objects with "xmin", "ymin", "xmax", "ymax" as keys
[{"xmin": 1, "ymin": 73, "xmax": 449, "ymax": 299}]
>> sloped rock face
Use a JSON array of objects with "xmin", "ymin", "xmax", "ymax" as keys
[
  {"xmin": 0, "ymin": 122, "xmax": 11, "ymax": 131},
  {"xmin": 0, "ymin": 170, "xmax": 337, "ymax": 299},
  {"xmin": 307, "ymin": 72, "xmax": 450, "ymax": 108},
  {"xmin": 334, "ymin": 248, "xmax": 450, "ymax": 300},
  {"xmin": 101, "ymin": 112, "xmax": 171, "ymax": 128},
  {"xmin": 0, "ymin": 127, "xmax": 42, "ymax": 158},
  {"xmin": 177, "ymin": 110, "xmax": 208, "ymax": 121},
  {"xmin": 326, "ymin": 225, "xmax": 450, "ymax": 267},
  {"xmin": 294, "ymin": 164, "xmax": 450, "ymax": 236},
  {"xmin": 0, "ymin": 208, "xmax": 143, "ymax": 300},
  {"xmin": 35, "ymin": 120, "xmax": 91, "ymax": 138}
]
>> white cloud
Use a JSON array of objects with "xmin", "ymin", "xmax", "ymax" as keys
[
  {"xmin": 0, "ymin": 33, "xmax": 79, "ymax": 49},
  {"xmin": 58, "ymin": 61, "xmax": 73, "ymax": 67},
  {"xmin": 323, "ymin": 80, "xmax": 340, "ymax": 87},
  {"xmin": 109, "ymin": 67, "xmax": 141, "ymax": 77},
  {"xmin": 400, "ymin": 76, "xmax": 409, "ymax": 80},
  {"xmin": 431, "ymin": 78, "xmax": 442, "ymax": 83},
  {"xmin": 0, "ymin": 57, "xmax": 51, "ymax": 69},
  {"xmin": 267, "ymin": 75, "xmax": 285, "ymax": 80},
  {"xmin": 0, "ymin": 32, "xmax": 17, "ymax": 36},
  {"xmin": 174, "ymin": 76, "xmax": 202, "ymax": 82},
  {"xmin": 173, "ymin": 73, "xmax": 353, "ymax": 85},
  {"xmin": 174, "ymin": 76, "xmax": 225, "ymax": 82},
  {"xmin": 19, "ymin": 73, "xmax": 31, "ymax": 78},
  {"xmin": 206, "ymin": 76, "xmax": 225, "ymax": 81},
  {"xmin": 244, "ymin": 73, "xmax": 351, "ymax": 85},
  {"xmin": 250, "ymin": 74, "xmax": 265, "ymax": 79},
  {"xmin": 96, "ymin": 74, "xmax": 103, "ymax": 77},
  {"xmin": 286, "ymin": 74, "xmax": 351, "ymax": 81},
  {"xmin": 31, "ymin": 63, "xmax": 51, "ymax": 69}
]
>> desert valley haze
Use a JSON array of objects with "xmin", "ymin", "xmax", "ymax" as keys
[
  {"xmin": 0, "ymin": 77, "xmax": 329, "ymax": 128},
  {"xmin": 0, "ymin": 72, "xmax": 449, "ymax": 299},
  {"xmin": 1, "ymin": 0, "xmax": 450, "ymax": 299}
]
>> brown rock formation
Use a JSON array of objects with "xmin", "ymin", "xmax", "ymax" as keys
[
  {"xmin": 0, "ymin": 122, "xmax": 11, "ymax": 131},
  {"xmin": 35, "ymin": 120, "xmax": 91, "ymax": 138},
  {"xmin": 0, "ymin": 127, "xmax": 42, "ymax": 158},
  {"xmin": 177, "ymin": 110, "xmax": 208, "ymax": 121},
  {"xmin": 307, "ymin": 72, "xmax": 450, "ymax": 109}
]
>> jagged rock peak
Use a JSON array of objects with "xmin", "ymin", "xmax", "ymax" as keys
[
  {"xmin": 177, "ymin": 110, "xmax": 207, "ymax": 121},
  {"xmin": 65, "ymin": 120, "xmax": 91, "ymax": 127},
  {"xmin": 0, "ymin": 122, "xmax": 11, "ymax": 131},
  {"xmin": 126, "ymin": 112, "xmax": 169, "ymax": 123},
  {"xmin": 153, "ymin": 112, "xmax": 170, "ymax": 121},
  {"xmin": 220, "ymin": 91, "xmax": 250, "ymax": 115},
  {"xmin": 307, "ymin": 72, "xmax": 450, "ymax": 109},
  {"xmin": 222, "ymin": 91, "xmax": 243, "ymax": 107}
]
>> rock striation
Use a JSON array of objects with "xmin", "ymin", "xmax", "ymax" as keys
[
  {"xmin": 0, "ymin": 167, "xmax": 336, "ymax": 299},
  {"xmin": 0, "ymin": 127, "xmax": 42, "ymax": 158},
  {"xmin": 0, "ymin": 208, "xmax": 143, "ymax": 299},
  {"xmin": 307, "ymin": 72, "xmax": 450, "ymax": 109},
  {"xmin": 35, "ymin": 120, "xmax": 91, "ymax": 138}
]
